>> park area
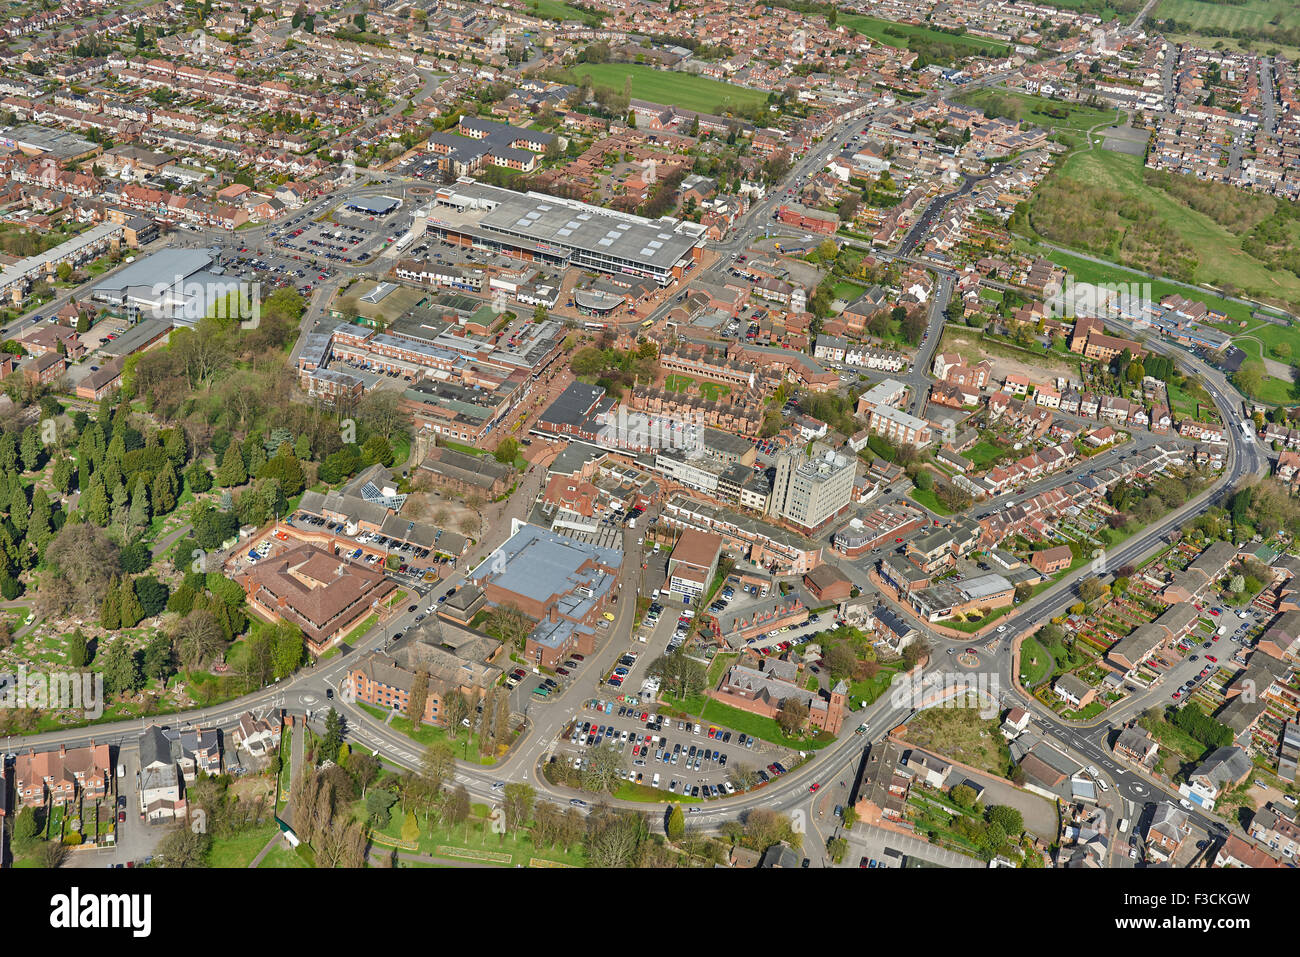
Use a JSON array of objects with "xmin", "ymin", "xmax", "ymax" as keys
[
  {"xmin": 562, "ymin": 63, "xmax": 767, "ymax": 114},
  {"xmin": 1026, "ymin": 146, "xmax": 1300, "ymax": 313},
  {"xmin": 841, "ymin": 14, "xmax": 1010, "ymax": 60},
  {"xmin": 954, "ymin": 88, "xmax": 1118, "ymax": 131}
]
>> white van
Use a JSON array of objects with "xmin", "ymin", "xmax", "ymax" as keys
[
  {"xmin": 1117, "ymin": 818, "xmax": 1129, "ymax": 834},
  {"xmin": 652, "ymin": 772, "xmax": 661, "ymax": 788}
]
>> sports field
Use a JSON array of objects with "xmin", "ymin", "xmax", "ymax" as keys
[
  {"xmin": 841, "ymin": 14, "xmax": 1011, "ymax": 56},
  {"xmin": 564, "ymin": 63, "xmax": 767, "ymax": 114}
]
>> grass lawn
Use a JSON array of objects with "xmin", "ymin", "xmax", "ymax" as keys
[
  {"xmin": 909, "ymin": 488, "xmax": 954, "ymax": 516},
  {"xmin": 699, "ymin": 381, "xmax": 731, "ymax": 402},
  {"xmin": 1021, "ymin": 240, "xmax": 1258, "ymax": 326},
  {"xmin": 841, "ymin": 13, "xmax": 1011, "ymax": 57},
  {"xmin": 664, "ymin": 374, "xmax": 694, "ymax": 393},
  {"xmin": 848, "ymin": 663, "xmax": 903, "ymax": 707},
  {"xmin": 614, "ymin": 782, "xmax": 701, "ymax": 803},
  {"xmin": 1248, "ymin": 373, "xmax": 1297, "ymax": 406},
  {"xmin": 1018, "ymin": 635, "xmax": 1052, "ymax": 687},
  {"xmin": 706, "ymin": 652, "xmax": 739, "ymax": 686},
  {"xmin": 562, "ymin": 63, "xmax": 767, "ymax": 114},
  {"xmin": 364, "ymin": 803, "xmax": 587, "ymax": 867},
  {"xmin": 257, "ymin": 844, "xmax": 313, "ymax": 868},
  {"xmin": 831, "ymin": 279, "xmax": 867, "ymax": 301},
  {"xmin": 697, "ymin": 698, "xmax": 835, "ymax": 750},
  {"xmin": 1046, "ymin": 149, "xmax": 1300, "ymax": 309},
  {"xmin": 966, "ymin": 440, "xmax": 1008, "ymax": 469},
  {"xmin": 945, "ymin": 604, "xmax": 1013, "ymax": 633},
  {"xmin": 523, "ymin": 0, "xmax": 603, "ymax": 25},
  {"xmin": 1062, "ymin": 700, "xmax": 1107, "ymax": 720},
  {"xmin": 207, "ymin": 822, "xmax": 280, "ymax": 868},
  {"xmin": 356, "ymin": 701, "xmax": 498, "ymax": 765},
  {"xmin": 955, "ymin": 88, "xmax": 1118, "ymax": 131}
]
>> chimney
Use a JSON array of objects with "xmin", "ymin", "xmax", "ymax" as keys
[{"xmin": 59, "ymin": 744, "xmax": 66, "ymax": 757}]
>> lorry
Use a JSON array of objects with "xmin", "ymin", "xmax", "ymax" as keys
[{"xmin": 628, "ymin": 518, "xmax": 636, "ymax": 529}]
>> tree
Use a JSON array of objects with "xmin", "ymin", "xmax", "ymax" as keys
[
  {"xmin": 580, "ymin": 743, "xmax": 624, "ymax": 793},
  {"xmin": 443, "ymin": 784, "xmax": 470, "ymax": 831},
  {"xmin": 99, "ymin": 577, "xmax": 121, "ymax": 630},
  {"xmin": 420, "ymin": 741, "xmax": 456, "ymax": 795},
  {"xmin": 443, "ymin": 689, "xmax": 470, "ymax": 736},
  {"xmin": 66, "ymin": 628, "xmax": 89, "ymax": 668},
  {"xmin": 118, "ymin": 575, "xmax": 146, "ymax": 628},
  {"xmin": 100, "ymin": 639, "xmax": 143, "ymax": 697},
  {"xmin": 156, "ymin": 827, "xmax": 211, "ymax": 867},
  {"xmin": 494, "ymin": 437, "xmax": 519, "ymax": 465},
  {"xmin": 270, "ymin": 622, "xmax": 304, "ymax": 679},
  {"xmin": 42, "ymin": 523, "xmax": 121, "ymax": 617},
  {"xmin": 366, "ymin": 789, "xmax": 397, "ymax": 829},
  {"xmin": 321, "ymin": 708, "xmax": 344, "ymax": 764},
  {"xmin": 666, "ymin": 804, "xmax": 685, "ymax": 842},
  {"xmin": 12, "ymin": 806, "xmax": 40, "ymax": 851},
  {"xmin": 776, "ymin": 697, "xmax": 808, "ymax": 735},
  {"xmin": 1077, "ymin": 577, "xmax": 1105, "ymax": 603},
  {"xmin": 216, "ymin": 442, "xmax": 246, "ymax": 487},
  {"xmin": 174, "ymin": 609, "xmax": 225, "ymax": 669},
  {"xmin": 408, "ymin": 668, "xmax": 430, "ymax": 728},
  {"xmin": 502, "ymin": 782, "xmax": 535, "ymax": 832},
  {"xmin": 485, "ymin": 603, "xmax": 533, "ymax": 651},
  {"xmin": 987, "ymin": 805, "xmax": 1024, "ymax": 836},
  {"xmin": 951, "ymin": 784, "xmax": 978, "ymax": 809},
  {"xmin": 142, "ymin": 632, "xmax": 175, "ymax": 684}
]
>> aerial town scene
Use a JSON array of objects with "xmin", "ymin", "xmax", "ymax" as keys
[{"xmin": 0, "ymin": 0, "xmax": 1292, "ymax": 904}]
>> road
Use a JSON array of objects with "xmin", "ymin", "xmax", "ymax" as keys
[{"xmin": 1, "ymin": 0, "xmax": 1266, "ymax": 855}]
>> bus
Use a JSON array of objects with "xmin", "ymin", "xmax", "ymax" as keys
[
  {"xmin": 1240, "ymin": 420, "xmax": 1255, "ymax": 444},
  {"xmin": 640, "ymin": 318, "xmax": 653, "ymax": 328},
  {"xmin": 583, "ymin": 321, "xmax": 607, "ymax": 330}
]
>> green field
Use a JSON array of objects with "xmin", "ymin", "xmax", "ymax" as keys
[
  {"xmin": 524, "ymin": 0, "xmax": 602, "ymax": 25},
  {"xmin": 1018, "ymin": 636, "xmax": 1052, "ymax": 687},
  {"xmin": 841, "ymin": 14, "xmax": 1011, "ymax": 57},
  {"xmin": 1020, "ymin": 239, "xmax": 1254, "ymax": 324},
  {"xmin": 208, "ymin": 823, "xmax": 280, "ymax": 868},
  {"xmin": 1051, "ymin": 149, "xmax": 1300, "ymax": 306},
  {"xmin": 955, "ymin": 88, "xmax": 1119, "ymax": 132},
  {"xmin": 909, "ymin": 488, "xmax": 954, "ymax": 516},
  {"xmin": 563, "ymin": 63, "xmax": 767, "ymax": 114},
  {"xmin": 1156, "ymin": 0, "xmax": 1300, "ymax": 58}
]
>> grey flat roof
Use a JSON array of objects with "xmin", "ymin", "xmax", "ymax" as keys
[
  {"xmin": 0, "ymin": 222, "xmax": 123, "ymax": 291},
  {"xmin": 438, "ymin": 181, "xmax": 705, "ymax": 275},
  {"xmin": 347, "ymin": 195, "xmax": 400, "ymax": 214},
  {"xmin": 91, "ymin": 247, "xmax": 218, "ymax": 294}
]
